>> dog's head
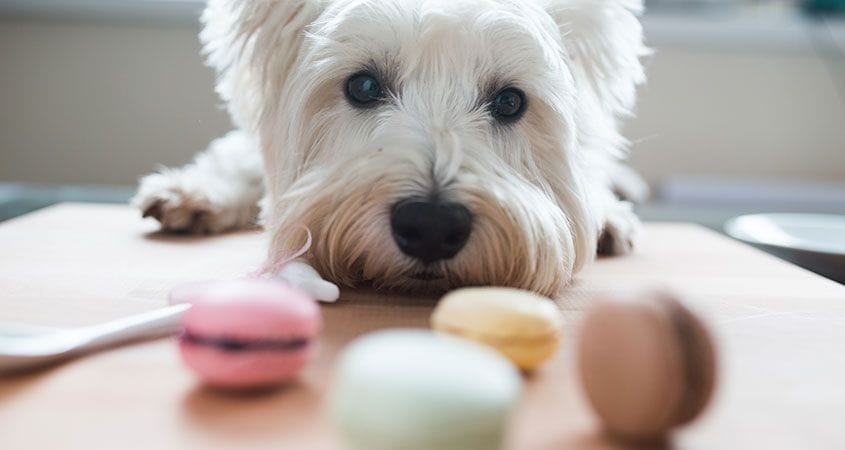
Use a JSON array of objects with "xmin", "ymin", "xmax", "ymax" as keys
[{"xmin": 203, "ymin": 0, "xmax": 646, "ymax": 296}]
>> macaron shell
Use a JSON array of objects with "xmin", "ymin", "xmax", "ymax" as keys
[
  {"xmin": 179, "ymin": 340, "xmax": 312, "ymax": 388},
  {"xmin": 179, "ymin": 279, "xmax": 320, "ymax": 340},
  {"xmin": 433, "ymin": 288, "xmax": 563, "ymax": 339},
  {"xmin": 330, "ymin": 330, "xmax": 522, "ymax": 450},
  {"xmin": 500, "ymin": 338, "xmax": 559, "ymax": 372},
  {"xmin": 579, "ymin": 300, "xmax": 685, "ymax": 440},
  {"xmin": 432, "ymin": 287, "xmax": 563, "ymax": 370}
]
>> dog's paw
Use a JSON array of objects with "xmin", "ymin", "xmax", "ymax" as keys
[
  {"xmin": 598, "ymin": 203, "xmax": 642, "ymax": 256},
  {"xmin": 133, "ymin": 172, "xmax": 232, "ymax": 234}
]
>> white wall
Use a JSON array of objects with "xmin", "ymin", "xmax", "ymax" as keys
[
  {"xmin": 0, "ymin": 17, "xmax": 230, "ymax": 185},
  {"xmin": 0, "ymin": 13, "xmax": 843, "ymax": 187},
  {"xmin": 627, "ymin": 47, "xmax": 845, "ymax": 183}
]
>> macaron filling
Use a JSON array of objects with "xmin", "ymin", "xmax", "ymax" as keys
[
  {"xmin": 180, "ymin": 329, "xmax": 310, "ymax": 353},
  {"xmin": 436, "ymin": 324, "xmax": 557, "ymax": 346},
  {"xmin": 660, "ymin": 297, "xmax": 716, "ymax": 426}
]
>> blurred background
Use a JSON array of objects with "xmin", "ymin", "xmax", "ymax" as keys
[{"xmin": 0, "ymin": 0, "xmax": 843, "ymax": 278}]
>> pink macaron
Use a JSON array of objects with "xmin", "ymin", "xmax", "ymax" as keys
[{"xmin": 174, "ymin": 279, "xmax": 321, "ymax": 389}]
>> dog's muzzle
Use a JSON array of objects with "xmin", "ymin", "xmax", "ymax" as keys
[{"xmin": 390, "ymin": 198, "xmax": 473, "ymax": 264}]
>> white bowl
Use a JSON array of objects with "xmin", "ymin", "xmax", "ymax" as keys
[{"xmin": 725, "ymin": 213, "xmax": 845, "ymax": 284}]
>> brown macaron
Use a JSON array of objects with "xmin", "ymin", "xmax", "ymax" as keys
[{"xmin": 578, "ymin": 292, "xmax": 717, "ymax": 442}]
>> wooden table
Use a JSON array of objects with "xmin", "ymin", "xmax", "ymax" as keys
[{"xmin": 1, "ymin": 204, "xmax": 843, "ymax": 449}]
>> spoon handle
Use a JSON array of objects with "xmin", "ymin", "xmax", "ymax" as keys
[{"xmin": 80, "ymin": 304, "xmax": 191, "ymax": 349}]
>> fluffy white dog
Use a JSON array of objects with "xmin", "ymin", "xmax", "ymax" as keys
[{"xmin": 134, "ymin": 0, "xmax": 649, "ymax": 301}]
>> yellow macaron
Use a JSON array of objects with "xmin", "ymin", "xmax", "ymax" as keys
[{"xmin": 431, "ymin": 287, "xmax": 564, "ymax": 371}]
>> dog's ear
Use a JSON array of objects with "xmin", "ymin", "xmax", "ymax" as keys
[
  {"xmin": 546, "ymin": 0, "xmax": 648, "ymax": 117},
  {"xmin": 200, "ymin": 0, "xmax": 327, "ymax": 129}
]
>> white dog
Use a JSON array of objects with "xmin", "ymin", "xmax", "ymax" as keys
[{"xmin": 134, "ymin": 0, "xmax": 649, "ymax": 301}]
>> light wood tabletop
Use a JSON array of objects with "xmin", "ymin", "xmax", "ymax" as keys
[{"xmin": 0, "ymin": 203, "xmax": 843, "ymax": 449}]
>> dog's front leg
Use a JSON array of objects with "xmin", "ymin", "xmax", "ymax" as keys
[
  {"xmin": 596, "ymin": 162, "xmax": 647, "ymax": 256},
  {"xmin": 274, "ymin": 260, "xmax": 340, "ymax": 303},
  {"xmin": 598, "ymin": 199, "xmax": 642, "ymax": 256},
  {"xmin": 133, "ymin": 130, "xmax": 264, "ymax": 234}
]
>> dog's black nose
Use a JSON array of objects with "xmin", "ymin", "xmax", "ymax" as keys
[{"xmin": 390, "ymin": 199, "xmax": 473, "ymax": 264}]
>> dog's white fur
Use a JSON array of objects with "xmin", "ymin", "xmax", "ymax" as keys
[{"xmin": 134, "ymin": 0, "xmax": 648, "ymax": 298}]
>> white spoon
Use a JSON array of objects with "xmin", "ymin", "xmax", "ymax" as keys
[{"xmin": 0, "ymin": 304, "xmax": 190, "ymax": 374}]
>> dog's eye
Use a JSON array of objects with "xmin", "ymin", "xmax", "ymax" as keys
[
  {"xmin": 491, "ymin": 87, "xmax": 526, "ymax": 123},
  {"xmin": 346, "ymin": 72, "xmax": 384, "ymax": 108}
]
